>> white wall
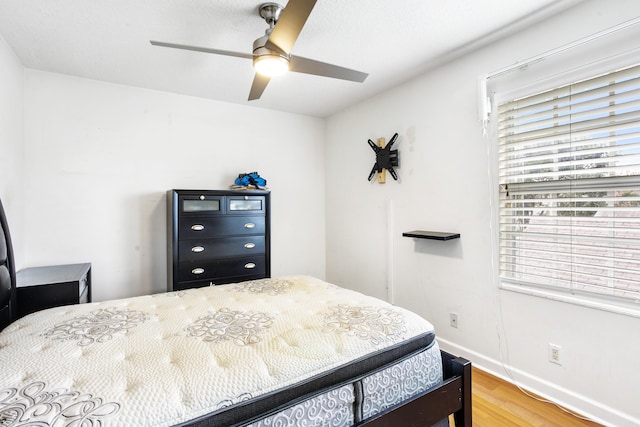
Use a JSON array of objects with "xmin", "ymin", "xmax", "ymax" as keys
[
  {"xmin": 23, "ymin": 71, "xmax": 326, "ymax": 300},
  {"xmin": 326, "ymin": 1, "xmax": 640, "ymax": 426},
  {"xmin": 5, "ymin": 0, "xmax": 640, "ymax": 424},
  {"xmin": 0, "ymin": 34, "xmax": 24, "ymax": 267}
]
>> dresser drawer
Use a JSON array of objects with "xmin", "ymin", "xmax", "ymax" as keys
[
  {"xmin": 173, "ymin": 273, "xmax": 267, "ymax": 290},
  {"xmin": 179, "ymin": 216, "xmax": 265, "ymax": 239},
  {"xmin": 178, "ymin": 236, "xmax": 265, "ymax": 261},
  {"xmin": 178, "ymin": 194, "xmax": 224, "ymax": 215},
  {"xmin": 178, "ymin": 256, "xmax": 266, "ymax": 282},
  {"xmin": 226, "ymin": 195, "xmax": 266, "ymax": 214}
]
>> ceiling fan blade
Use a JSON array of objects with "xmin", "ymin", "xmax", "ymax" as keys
[
  {"xmin": 150, "ymin": 40, "xmax": 253, "ymax": 60},
  {"xmin": 248, "ymin": 73, "xmax": 271, "ymax": 100},
  {"xmin": 265, "ymin": 0, "xmax": 317, "ymax": 55},
  {"xmin": 290, "ymin": 56, "xmax": 368, "ymax": 83}
]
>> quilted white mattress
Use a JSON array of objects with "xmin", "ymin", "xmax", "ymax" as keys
[{"xmin": 0, "ymin": 276, "xmax": 436, "ymax": 426}]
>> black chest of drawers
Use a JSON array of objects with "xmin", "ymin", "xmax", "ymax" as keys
[{"xmin": 167, "ymin": 189, "xmax": 270, "ymax": 291}]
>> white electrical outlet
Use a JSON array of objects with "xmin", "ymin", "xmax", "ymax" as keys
[
  {"xmin": 549, "ymin": 343, "xmax": 562, "ymax": 365},
  {"xmin": 449, "ymin": 312, "xmax": 458, "ymax": 328}
]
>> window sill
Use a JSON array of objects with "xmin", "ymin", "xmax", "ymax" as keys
[{"xmin": 500, "ymin": 281, "xmax": 640, "ymax": 319}]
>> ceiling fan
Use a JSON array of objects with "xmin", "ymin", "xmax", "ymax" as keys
[{"xmin": 150, "ymin": 0, "xmax": 368, "ymax": 101}]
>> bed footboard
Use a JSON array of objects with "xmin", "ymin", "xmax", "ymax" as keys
[
  {"xmin": 443, "ymin": 350, "xmax": 472, "ymax": 427},
  {"xmin": 358, "ymin": 350, "xmax": 472, "ymax": 427}
]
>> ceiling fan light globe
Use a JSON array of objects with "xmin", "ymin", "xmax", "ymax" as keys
[{"xmin": 254, "ymin": 55, "xmax": 290, "ymax": 77}]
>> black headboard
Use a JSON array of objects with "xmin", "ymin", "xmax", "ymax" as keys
[{"xmin": 0, "ymin": 197, "xmax": 17, "ymax": 330}]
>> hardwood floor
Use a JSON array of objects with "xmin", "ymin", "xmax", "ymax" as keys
[{"xmin": 454, "ymin": 367, "xmax": 603, "ymax": 427}]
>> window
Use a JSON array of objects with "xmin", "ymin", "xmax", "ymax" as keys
[{"xmin": 497, "ymin": 63, "xmax": 640, "ymax": 303}]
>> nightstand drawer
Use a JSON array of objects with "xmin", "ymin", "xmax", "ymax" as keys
[
  {"xmin": 178, "ymin": 236, "xmax": 265, "ymax": 261},
  {"xmin": 178, "ymin": 216, "xmax": 265, "ymax": 239}
]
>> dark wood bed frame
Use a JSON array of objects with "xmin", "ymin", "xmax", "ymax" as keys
[
  {"xmin": 357, "ymin": 350, "xmax": 471, "ymax": 426},
  {"xmin": 0, "ymin": 196, "xmax": 471, "ymax": 427}
]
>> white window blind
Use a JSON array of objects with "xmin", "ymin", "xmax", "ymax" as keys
[{"xmin": 498, "ymin": 63, "xmax": 640, "ymax": 302}]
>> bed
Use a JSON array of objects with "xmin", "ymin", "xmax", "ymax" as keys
[{"xmin": 0, "ymin": 197, "xmax": 471, "ymax": 427}]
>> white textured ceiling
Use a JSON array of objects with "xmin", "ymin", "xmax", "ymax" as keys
[{"xmin": 0, "ymin": 0, "xmax": 579, "ymax": 117}]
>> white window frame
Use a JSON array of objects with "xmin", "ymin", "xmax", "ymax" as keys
[{"xmin": 485, "ymin": 19, "xmax": 640, "ymax": 317}]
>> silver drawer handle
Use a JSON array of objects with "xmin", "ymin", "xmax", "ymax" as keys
[
  {"xmin": 191, "ymin": 268, "xmax": 205, "ymax": 275},
  {"xmin": 191, "ymin": 246, "xmax": 205, "ymax": 253},
  {"xmin": 191, "ymin": 224, "xmax": 205, "ymax": 231},
  {"xmin": 244, "ymin": 243, "xmax": 256, "ymax": 249},
  {"xmin": 244, "ymin": 223, "xmax": 256, "ymax": 229},
  {"xmin": 244, "ymin": 263, "xmax": 256, "ymax": 269}
]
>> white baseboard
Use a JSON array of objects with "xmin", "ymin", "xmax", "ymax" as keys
[{"xmin": 437, "ymin": 338, "xmax": 639, "ymax": 427}]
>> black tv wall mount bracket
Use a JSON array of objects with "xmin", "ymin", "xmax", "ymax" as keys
[{"xmin": 367, "ymin": 132, "xmax": 399, "ymax": 183}]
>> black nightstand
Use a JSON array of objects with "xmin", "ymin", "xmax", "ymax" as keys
[{"xmin": 16, "ymin": 263, "xmax": 92, "ymax": 318}]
